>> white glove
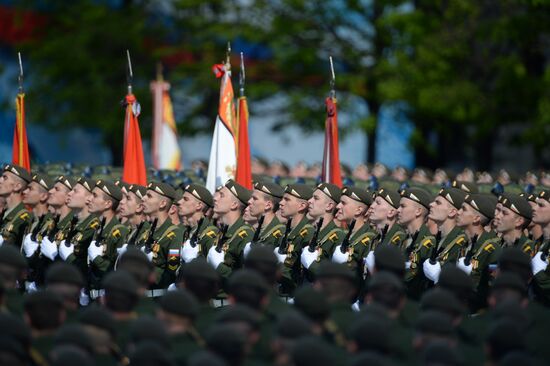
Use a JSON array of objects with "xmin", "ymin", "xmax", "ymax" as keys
[
  {"xmin": 26, "ymin": 281, "xmax": 38, "ymax": 292},
  {"xmin": 88, "ymin": 241, "xmax": 103, "ymax": 262},
  {"xmin": 456, "ymin": 257, "xmax": 473, "ymax": 275},
  {"xmin": 365, "ymin": 251, "xmax": 376, "ymax": 274},
  {"xmin": 352, "ymin": 300, "xmax": 361, "ymax": 312},
  {"xmin": 405, "ymin": 261, "xmax": 411, "ymax": 270},
  {"xmin": 79, "ymin": 289, "xmax": 90, "ymax": 307},
  {"xmin": 532, "ymin": 252, "xmax": 548, "ymax": 275},
  {"xmin": 58, "ymin": 240, "xmax": 75, "ymax": 261},
  {"xmin": 301, "ymin": 248, "xmax": 318, "ymax": 269},
  {"xmin": 40, "ymin": 237, "xmax": 58, "ymax": 261},
  {"xmin": 167, "ymin": 283, "xmax": 178, "ymax": 292},
  {"xmin": 423, "ymin": 259, "xmax": 442, "ymax": 283},
  {"xmin": 117, "ymin": 243, "xmax": 128, "ymax": 256},
  {"xmin": 140, "ymin": 245, "xmax": 154, "ymax": 262},
  {"xmin": 274, "ymin": 247, "xmax": 287, "ymax": 264},
  {"xmin": 243, "ymin": 242, "xmax": 252, "ymax": 259},
  {"xmin": 0, "ymin": 236, "xmax": 4, "ymax": 247},
  {"xmin": 207, "ymin": 246, "xmax": 225, "ymax": 269},
  {"xmin": 23, "ymin": 234, "xmax": 40, "ymax": 257},
  {"xmin": 181, "ymin": 240, "xmax": 200, "ymax": 263},
  {"xmin": 332, "ymin": 245, "xmax": 349, "ymax": 264}
]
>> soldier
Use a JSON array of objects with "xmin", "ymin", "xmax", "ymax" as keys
[
  {"xmin": 422, "ymin": 188, "xmax": 468, "ymax": 284},
  {"xmin": 117, "ymin": 184, "xmax": 149, "ymax": 255},
  {"xmin": 531, "ymin": 190, "xmax": 550, "ymax": 305},
  {"xmin": 332, "ymin": 186, "xmax": 375, "ymax": 290},
  {"xmin": 397, "ymin": 187, "xmax": 436, "ymax": 300},
  {"xmin": 87, "ymin": 180, "xmax": 129, "ymax": 295},
  {"xmin": 274, "ymin": 184, "xmax": 314, "ymax": 295},
  {"xmin": 493, "ymin": 193, "xmax": 535, "ymax": 256},
  {"xmin": 0, "ymin": 245, "xmax": 28, "ymax": 315},
  {"xmin": 244, "ymin": 181, "xmax": 286, "ymax": 255},
  {"xmin": 207, "ymin": 180, "xmax": 253, "ymax": 289},
  {"xmin": 177, "ymin": 184, "xmax": 218, "ymax": 264},
  {"xmin": 138, "ymin": 182, "xmax": 183, "ymax": 291},
  {"xmin": 0, "ymin": 164, "xmax": 32, "ymax": 248},
  {"xmin": 456, "ymin": 193, "xmax": 501, "ymax": 311},
  {"xmin": 368, "ymin": 188, "xmax": 406, "ymax": 250},
  {"xmin": 521, "ymin": 192, "xmax": 544, "ymax": 249},
  {"xmin": 301, "ymin": 183, "xmax": 344, "ymax": 283}
]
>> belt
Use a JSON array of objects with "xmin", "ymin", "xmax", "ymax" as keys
[
  {"xmin": 212, "ymin": 298, "xmax": 229, "ymax": 308},
  {"xmin": 146, "ymin": 289, "xmax": 167, "ymax": 298},
  {"xmin": 90, "ymin": 289, "xmax": 105, "ymax": 299}
]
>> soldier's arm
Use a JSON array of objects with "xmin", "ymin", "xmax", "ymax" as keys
[
  {"xmin": 1, "ymin": 212, "xmax": 31, "ymax": 246},
  {"xmin": 445, "ymin": 236, "xmax": 466, "ymax": 263},
  {"xmin": 217, "ymin": 229, "xmax": 252, "ymax": 279},
  {"xmin": 308, "ymin": 230, "xmax": 343, "ymax": 275},
  {"xmin": 92, "ymin": 227, "xmax": 128, "ymax": 273},
  {"xmin": 534, "ymin": 270, "xmax": 550, "ymax": 303}
]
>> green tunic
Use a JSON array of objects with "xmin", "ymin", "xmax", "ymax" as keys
[
  {"xmin": 305, "ymin": 220, "xmax": 344, "ymax": 282},
  {"xmin": 468, "ymin": 231, "xmax": 501, "ymax": 311},
  {"xmin": 435, "ymin": 226, "xmax": 467, "ymax": 264},
  {"xmin": 192, "ymin": 217, "xmax": 219, "ymax": 256},
  {"xmin": 255, "ymin": 217, "xmax": 286, "ymax": 247},
  {"xmin": 404, "ymin": 224, "xmax": 436, "ymax": 300},
  {"xmin": 379, "ymin": 223, "xmax": 407, "ymax": 250},
  {"xmin": 215, "ymin": 217, "xmax": 254, "ymax": 285},
  {"xmin": 66, "ymin": 213, "xmax": 101, "ymax": 278},
  {"xmin": 25, "ymin": 212, "xmax": 52, "ymax": 284},
  {"xmin": 532, "ymin": 239, "xmax": 550, "ymax": 306},
  {"xmin": 0, "ymin": 202, "xmax": 31, "ymax": 248},
  {"xmin": 170, "ymin": 331, "xmax": 204, "ymax": 366}
]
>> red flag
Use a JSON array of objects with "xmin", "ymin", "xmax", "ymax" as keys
[
  {"xmin": 235, "ymin": 96, "xmax": 252, "ymax": 189},
  {"xmin": 122, "ymin": 94, "xmax": 147, "ymax": 185},
  {"xmin": 12, "ymin": 93, "xmax": 30, "ymax": 170},
  {"xmin": 321, "ymin": 97, "xmax": 342, "ymax": 187}
]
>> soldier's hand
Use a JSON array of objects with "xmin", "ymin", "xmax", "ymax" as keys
[
  {"xmin": 243, "ymin": 242, "xmax": 253, "ymax": 259},
  {"xmin": 365, "ymin": 251, "xmax": 376, "ymax": 274},
  {"xmin": 532, "ymin": 252, "xmax": 548, "ymax": 275},
  {"xmin": 207, "ymin": 246, "xmax": 224, "ymax": 269},
  {"xmin": 23, "ymin": 233, "xmax": 39, "ymax": 257},
  {"xmin": 58, "ymin": 240, "xmax": 74, "ymax": 261},
  {"xmin": 140, "ymin": 246, "xmax": 154, "ymax": 262},
  {"xmin": 117, "ymin": 243, "xmax": 128, "ymax": 256},
  {"xmin": 274, "ymin": 247, "xmax": 287, "ymax": 264},
  {"xmin": 332, "ymin": 245, "xmax": 349, "ymax": 264},
  {"xmin": 301, "ymin": 248, "xmax": 318, "ymax": 269},
  {"xmin": 88, "ymin": 241, "xmax": 103, "ymax": 262},
  {"xmin": 181, "ymin": 239, "xmax": 200, "ymax": 263},
  {"xmin": 40, "ymin": 237, "xmax": 58, "ymax": 261},
  {"xmin": 423, "ymin": 259, "xmax": 442, "ymax": 283},
  {"xmin": 456, "ymin": 257, "xmax": 473, "ymax": 275},
  {"xmin": 167, "ymin": 283, "xmax": 178, "ymax": 292}
]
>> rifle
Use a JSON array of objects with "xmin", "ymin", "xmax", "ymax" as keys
[
  {"xmin": 214, "ymin": 224, "xmax": 229, "ymax": 253},
  {"xmin": 278, "ymin": 220, "xmax": 293, "ymax": 254},
  {"xmin": 307, "ymin": 217, "xmax": 324, "ymax": 253},
  {"xmin": 127, "ymin": 220, "xmax": 145, "ymax": 246},
  {"xmin": 464, "ymin": 234, "xmax": 479, "ymax": 265},
  {"xmin": 190, "ymin": 217, "xmax": 204, "ymax": 248},
  {"xmin": 93, "ymin": 217, "xmax": 107, "ymax": 247},
  {"xmin": 405, "ymin": 231, "xmax": 420, "ymax": 258},
  {"xmin": 46, "ymin": 214, "xmax": 61, "ymax": 241},
  {"xmin": 339, "ymin": 219, "xmax": 356, "ymax": 254},
  {"xmin": 379, "ymin": 224, "xmax": 389, "ymax": 243},
  {"xmin": 63, "ymin": 216, "xmax": 79, "ymax": 247},
  {"xmin": 429, "ymin": 231, "xmax": 442, "ymax": 264},
  {"xmin": 30, "ymin": 214, "xmax": 46, "ymax": 241},
  {"xmin": 143, "ymin": 218, "xmax": 158, "ymax": 253},
  {"xmin": 541, "ymin": 243, "xmax": 550, "ymax": 261},
  {"xmin": 251, "ymin": 215, "xmax": 265, "ymax": 245}
]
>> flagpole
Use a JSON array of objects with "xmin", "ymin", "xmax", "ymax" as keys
[
  {"xmin": 329, "ymin": 55, "xmax": 336, "ymax": 99},
  {"xmin": 126, "ymin": 49, "xmax": 133, "ymax": 95},
  {"xmin": 239, "ymin": 52, "xmax": 245, "ymax": 98}
]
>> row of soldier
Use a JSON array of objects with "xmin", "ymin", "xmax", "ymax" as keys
[{"xmin": 1, "ymin": 163, "xmax": 550, "ymax": 365}]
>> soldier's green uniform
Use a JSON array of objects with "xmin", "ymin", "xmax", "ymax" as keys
[
  {"xmin": 213, "ymin": 217, "xmax": 253, "ymax": 282},
  {"xmin": 305, "ymin": 220, "xmax": 344, "ymax": 281},
  {"xmin": 188, "ymin": 217, "xmax": 218, "ymax": 256},
  {"xmin": 404, "ymin": 224, "xmax": 436, "ymax": 299},
  {"xmin": 374, "ymin": 188, "xmax": 407, "ymax": 250},
  {"xmin": 255, "ymin": 216, "xmax": 285, "ymax": 247},
  {"xmin": 0, "ymin": 165, "xmax": 32, "ymax": 248},
  {"xmin": 149, "ymin": 218, "xmax": 183, "ymax": 287},
  {"xmin": 66, "ymin": 213, "xmax": 100, "ymax": 278},
  {"xmin": 468, "ymin": 231, "xmax": 501, "ymax": 309},
  {"xmin": 435, "ymin": 226, "xmax": 467, "ymax": 264},
  {"xmin": 25, "ymin": 212, "xmax": 52, "ymax": 285},
  {"xmin": 279, "ymin": 216, "xmax": 314, "ymax": 294},
  {"xmin": 498, "ymin": 192, "xmax": 536, "ymax": 257}
]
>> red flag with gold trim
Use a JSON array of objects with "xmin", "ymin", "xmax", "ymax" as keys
[
  {"xmin": 321, "ymin": 96, "xmax": 342, "ymax": 187},
  {"xmin": 12, "ymin": 93, "xmax": 30, "ymax": 170},
  {"xmin": 122, "ymin": 94, "xmax": 147, "ymax": 185}
]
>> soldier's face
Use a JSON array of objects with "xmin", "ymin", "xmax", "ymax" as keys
[
  {"xmin": 308, "ymin": 190, "xmax": 331, "ymax": 218},
  {"xmin": 457, "ymin": 203, "xmax": 477, "ymax": 228},
  {"xmin": 177, "ymin": 192, "xmax": 201, "ymax": 217},
  {"xmin": 243, "ymin": 205, "xmax": 257, "ymax": 226},
  {"xmin": 369, "ymin": 196, "xmax": 393, "ymax": 224},
  {"xmin": 0, "ymin": 172, "xmax": 19, "ymax": 196},
  {"xmin": 533, "ymin": 198, "xmax": 550, "ymax": 226},
  {"xmin": 48, "ymin": 183, "xmax": 70, "ymax": 207},
  {"xmin": 87, "ymin": 187, "xmax": 111, "ymax": 214},
  {"xmin": 22, "ymin": 182, "xmax": 45, "ymax": 206},
  {"xmin": 336, "ymin": 196, "xmax": 363, "ymax": 222},
  {"xmin": 119, "ymin": 191, "xmax": 141, "ymax": 218},
  {"xmin": 397, "ymin": 198, "xmax": 418, "ymax": 226},
  {"xmin": 494, "ymin": 204, "xmax": 520, "ymax": 233},
  {"xmin": 67, "ymin": 184, "xmax": 91, "ymax": 210},
  {"xmin": 279, "ymin": 193, "xmax": 302, "ymax": 218},
  {"xmin": 248, "ymin": 190, "xmax": 268, "ymax": 217},
  {"xmin": 428, "ymin": 196, "xmax": 453, "ymax": 224},
  {"xmin": 142, "ymin": 190, "xmax": 163, "ymax": 215},
  {"xmin": 213, "ymin": 187, "xmax": 234, "ymax": 215}
]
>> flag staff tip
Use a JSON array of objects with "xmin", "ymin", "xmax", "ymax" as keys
[
  {"xmin": 17, "ymin": 52, "xmax": 24, "ymax": 93},
  {"xmin": 126, "ymin": 49, "xmax": 133, "ymax": 94},
  {"xmin": 239, "ymin": 52, "xmax": 245, "ymax": 97},
  {"xmin": 226, "ymin": 42, "xmax": 231, "ymax": 65},
  {"xmin": 329, "ymin": 56, "xmax": 335, "ymax": 98}
]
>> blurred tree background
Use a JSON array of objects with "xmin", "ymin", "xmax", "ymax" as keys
[{"xmin": 9, "ymin": 0, "xmax": 550, "ymax": 168}]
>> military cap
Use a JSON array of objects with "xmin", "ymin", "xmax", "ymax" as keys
[
  {"xmin": 24, "ymin": 290, "xmax": 63, "ymax": 308},
  {"xmin": 438, "ymin": 264, "xmax": 473, "ymax": 294},
  {"xmin": 56, "ymin": 175, "xmax": 76, "ymax": 190},
  {"xmin": 464, "ymin": 193, "xmax": 498, "ymax": 220},
  {"xmin": 129, "ymin": 341, "xmax": 174, "ymax": 366},
  {"xmin": 253, "ymin": 181, "xmax": 284, "ymax": 198},
  {"xmin": 224, "ymin": 179, "xmax": 252, "ymax": 205},
  {"xmin": 45, "ymin": 262, "xmax": 84, "ymax": 287},
  {"xmin": 291, "ymin": 336, "xmax": 337, "ymax": 366},
  {"xmin": 0, "ymin": 313, "xmax": 31, "ymax": 348},
  {"xmin": 415, "ymin": 311, "xmax": 454, "ymax": 336},
  {"xmin": 54, "ymin": 324, "xmax": 94, "ymax": 355},
  {"xmin": 184, "ymin": 183, "xmax": 214, "ymax": 207},
  {"xmin": 486, "ymin": 319, "xmax": 525, "ymax": 355},
  {"xmin": 348, "ymin": 316, "xmax": 390, "ymax": 354},
  {"xmin": 498, "ymin": 247, "xmax": 530, "ymax": 273},
  {"xmin": 51, "ymin": 347, "xmax": 94, "ymax": 366},
  {"xmin": 118, "ymin": 247, "xmax": 154, "ymax": 271},
  {"xmin": 205, "ymin": 324, "xmax": 246, "ymax": 361},
  {"xmin": 451, "ymin": 180, "xmax": 478, "ymax": 193},
  {"xmin": 128, "ymin": 184, "xmax": 147, "ymax": 200},
  {"xmin": 3, "ymin": 164, "xmax": 31, "ymax": 183},
  {"xmin": 421, "ymin": 341, "xmax": 462, "ymax": 366},
  {"xmin": 400, "ymin": 187, "xmax": 433, "ymax": 209},
  {"xmin": 519, "ymin": 192, "xmax": 537, "ymax": 203},
  {"xmin": 376, "ymin": 187, "xmax": 401, "ymax": 209},
  {"xmin": 159, "ymin": 289, "xmax": 199, "ymax": 319},
  {"xmin": 438, "ymin": 188, "xmax": 467, "ymax": 210},
  {"xmin": 342, "ymin": 186, "xmax": 373, "ymax": 205},
  {"xmin": 538, "ymin": 190, "xmax": 550, "ymax": 202},
  {"xmin": 32, "ymin": 172, "xmax": 54, "ymax": 191},
  {"xmin": 284, "ymin": 183, "xmax": 313, "ymax": 200},
  {"xmin": 182, "ymin": 258, "xmax": 219, "ymax": 282},
  {"xmin": 76, "ymin": 177, "xmax": 95, "ymax": 193},
  {"xmin": 216, "ymin": 304, "xmax": 261, "ymax": 329},
  {"xmin": 374, "ymin": 245, "xmax": 405, "ymax": 275},
  {"xmin": 368, "ymin": 271, "xmax": 404, "ymax": 293},
  {"xmin": 276, "ymin": 311, "xmax": 313, "ymax": 339},
  {"xmin": 315, "ymin": 182, "xmax": 341, "ymax": 203},
  {"xmin": 114, "ymin": 179, "xmax": 130, "ymax": 193},
  {"xmin": 245, "ymin": 245, "xmax": 278, "ymax": 267},
  {"xmin": 349, "ymin": 352, "xmax": 391, "ymax": 366},
  {"xmin": 95, "ymin": 179, "xmax": 122, "ymax": 201},
  {"xmin": 102, "ymin": 270, "xmax": 139, "ymax": 297},
  {"xmin": 188, "ymin": 351, "xmax": 227, "ymax": 366},
  {"xmin": 147, "ymin": 181, "xmax": 177, "ymax": 200},
  {"xmin": 498, "ymin": 193, "xmax": 532, "ymax": 220},
  {"xmin": 0, "ymin": 245, "xmax": 27, "ymax": 269},
  {"xmin": 129, "ymin": 316, "xmax": 170, "ymax": 347},
  {"xmin": 492, "ymin": 300, "xmax": 528, "ymax": 328},
  {"xmin": 293, "ymin": 287, "xmax": 330, "ymax": 321},
  {"xmin": 78, "ymin": 306, "xmax": 116, "ymax": 337},
  {"xmin": 420, "ymin": 288, "xmax": 463, "ymax": 316},
  {"xmin": 316, "ymin": 261, "xmax": 355, "ymax": 282},
  {"xmin": 228, "ymin": 269, "xmax": 269, "ymax": 293},
  {"xmin": 492, "ymin": 272, "xmax": 527, "ymax": 295}
]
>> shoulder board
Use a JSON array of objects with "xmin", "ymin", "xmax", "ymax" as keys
[
  {"xmin": 299, "ymin": 228, "xmax": 310, "ymax": 237},
  {"xmin": 421, "ymin": 238, "xmax": 434, "ymax": 248},
  {"xmin": 483, "ymin": 243, "xmax": 495, "ymax": 252},
  {"xmin": 238, "ymin": 230, "xmax": 248, "ymax": 239}
]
